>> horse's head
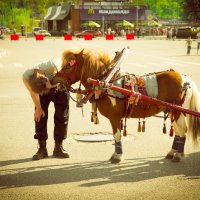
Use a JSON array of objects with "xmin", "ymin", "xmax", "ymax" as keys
[
  {"xmin": 51, "ymin": 49, "xmax": 85, "ymax": 86},
  {"xmin": 55, "ymin": 48, "xmax": 111, "ymax": 89}
]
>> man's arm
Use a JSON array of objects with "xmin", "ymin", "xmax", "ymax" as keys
[{"xmin": 23, "ymin": 77, "xmax": 45, "ymax": 122}]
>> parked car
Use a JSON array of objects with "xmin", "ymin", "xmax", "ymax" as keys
[
  {"xmin": 36, "ymin": 30, "xmax": 51, "ymax": 37},
  {"xmin": 75, "ymin": 30, "xmax": 102, "ymax": 38},
  {"xmin": 32, "ymin": 27, "xmax": 42, "ymax": 36},
  {"xmin": 1, "ymin": 27, "xmax": 10, "ymax": 34},
  {"xmin": 176, "ymin": 26, "xmax": 199, "ymax": 39}
]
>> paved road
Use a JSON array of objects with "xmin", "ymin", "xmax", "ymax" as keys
[{"xmin": 0, "ymin": 37, "xmax": 200, "ymax": 200}]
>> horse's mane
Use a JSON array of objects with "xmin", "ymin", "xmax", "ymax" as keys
[
  {"xmin": 81, "ymin": 49, "xmax": 111, "ymax": 79},
  {"xmin": 60, "ymin": 48, "xmax": 111, "ymax": 87}
]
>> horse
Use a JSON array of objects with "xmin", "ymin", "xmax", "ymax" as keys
[{"xmin": 52, "ymin": 48, "xmax": 200, "ymax": 163}]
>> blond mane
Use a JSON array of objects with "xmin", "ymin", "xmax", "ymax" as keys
[{"xmin": 81, "ymin": 49, "xmax": 111, "ymax": 80}]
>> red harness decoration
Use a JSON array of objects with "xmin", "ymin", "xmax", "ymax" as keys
[{"xmin": 119, "ymin": 74, "xmax": 149, "ymax": 135}]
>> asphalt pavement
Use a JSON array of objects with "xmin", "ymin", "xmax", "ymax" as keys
[{"xmin": 0, "ymin": 37, "xmax": 200, "ymax": 200}]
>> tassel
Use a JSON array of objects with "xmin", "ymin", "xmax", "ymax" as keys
[
  {"xmin": 94, "ymin": 113, "xmax": 99, "ymax": 124},
  {"xmin": 142, "ymin": 120, "xmax": 145, "ymax": 132},
  {"xmin": 169, "ymin": 125, "xmax": 174, "ymax": 137},
  {"xmin": 91, "ymin": 112, "xmax": 94, "ymax": 122},
  {"xmin": 163, "ymin": 123, "xmax": 167, "ymax": 134},
  {"xmin": 76, "ymin": 92, "xmax": 83, "ymax": 107},
  {"xmin": 120, "ymin": 119, "xmax": 123, "ymax": 130},
  {"xmin": 137, "ymin": 119, "xmax": 141, "ymax": 132},
  {"xmin": 123, "ymin": 125, "xmax": 127, "ymax": 136}
]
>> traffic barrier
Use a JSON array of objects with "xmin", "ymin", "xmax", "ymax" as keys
[
  {"xmin": 10, "ymin": 34, "xmax": 19, "ymax": 40},
  {"xmin": 126, "ymin": 34, "xmax": 134, "ymax": 40},
  {"xmin": 35, "ymin": 34, "xmax": 44, "ymax": 40},
  {"xmin": 106, "ymin": 34, "xmax": 114, "ymax": 40},
  {"xmin": 84, "ymin": 34, "xmax": 92, "ymax": 40},
  {"xmin": 64, "ymin": 34, "xmax": 72, "ymax": 40}
]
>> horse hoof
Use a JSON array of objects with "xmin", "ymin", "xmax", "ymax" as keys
[
  {"xmin": 165, "ymin": 154, "xmax": 174, "ymax": 159},
  {"xmin": 172, "ymin": 156, "xmax": 181, "ymax": 162},
  {"xmin": 109, "ymin": 152, "xmax": 123, "ymax": 164},
  {"xmin": 111, "ymin": 158, "xmax": 121, "ymax": 164},
  {"xmin": 109, "ymin": 152, "xmax": 117, "ymax": 162}
]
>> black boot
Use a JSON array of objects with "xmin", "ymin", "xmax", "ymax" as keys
[
  {"xmin": 32, "ymin": 140, "xmax": 48, "ymax": 160},
  {"xmin": 53, "ymin": 141, "xmax": 70, "ymax": 158}
]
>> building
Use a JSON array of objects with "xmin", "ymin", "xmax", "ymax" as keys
[{"xmin": 44, "ymin": 0, "xmax": 149, "ymax": 35}]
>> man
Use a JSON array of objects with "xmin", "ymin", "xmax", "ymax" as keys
[
  {"xmin": 186, "ymin": 36, "xmax": 192, "ymax": 55},
  {"xmin": 197, "ymin": 31, "xmax": 200, "ymax": 54},
  {"xmin": 22, "ymin": 60, "xmax": 70, "ymax": 160}
]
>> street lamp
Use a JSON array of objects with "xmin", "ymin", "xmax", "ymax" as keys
[
  {"xmin": 10, "ymin": 0, "xmax": 15, "ymax": 34},
  {"xmin": 136, "ymin": 0, "xmax": 138, "ymax": 28}
]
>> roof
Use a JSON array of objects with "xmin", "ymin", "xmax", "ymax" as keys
[
  {"xmin": 44, "ymin": 3, "xmax": 70, "ymax": 21},
  {"xmin": 44, "ymin": 6, "xmax": 57, "ymax": 20}
]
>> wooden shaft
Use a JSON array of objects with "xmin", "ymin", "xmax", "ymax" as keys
[{"xmin": 88, "ymin": 78, "xmax": 200, "ymax": 118}]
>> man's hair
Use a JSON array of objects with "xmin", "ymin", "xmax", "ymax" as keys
[{"xmin": 28, "ymin": 70, "xmax": 47, "ymax": 94}]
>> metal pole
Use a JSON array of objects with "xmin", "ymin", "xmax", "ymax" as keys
[
  {"xmin": 136, "ymin": 6, "xmax": 138, "ymax": 28},
  {"xmin": 25, "ymin": 10, "xmax": 27, "ymax": 38},
  {"xmin": 102, "ymin": 16, "xmax": 104, "ymax": 37},
  {"xmin": 11, "ymin": 0, "xmax": 14, "ymax": 34}
]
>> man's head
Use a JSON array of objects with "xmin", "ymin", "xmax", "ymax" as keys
[{"xmin": 29, "ymin": 69, "xmax": 52, "ymax": 95}]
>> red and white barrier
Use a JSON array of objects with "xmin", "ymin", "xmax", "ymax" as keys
[
  {"xmin": 106, "ymin": 34, "xmax": 114, "ymax": 40},
  {"xmin": 10, "ymin": 34, "xmax": 19, "ymax": 40},
  {"xmin": 84, "ymin": 34, "xmax": 92, "ymax": 40},
  {"xmin": 35, "ymin": 34, "xmax": 44, "ymax": 40},
  {"xmin": 126, "ymin": 34, "xmax": 134, "ymax": 40},
  {"xmin": 64, "ymin": 34, "xmax": 72, "ymax": 40}
]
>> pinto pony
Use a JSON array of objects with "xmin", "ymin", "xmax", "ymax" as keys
[{"xmin": 52, "ymin": 48, "xmax": 200, "ymax": 163}]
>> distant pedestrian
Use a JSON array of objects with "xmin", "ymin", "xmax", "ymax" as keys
[
  {"xmin": 172, "ymin": 28, "xmax": 177, "ymax": 40},
  {"xmin": 186, "ymin": 36, "xmax": 192, "ymax": 55},
  {"xmin": 107, "ymin": 27, "xmax": 111, "ymax": 35},
  {"xmin": 196, "ymin": 32, "xmax": 200, "ymax": 54}
]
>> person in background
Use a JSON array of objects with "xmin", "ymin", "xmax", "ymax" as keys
[
  {"xmin": 196, "ymin": 31, "xmax": 200, "ymax": 54},
  {"xmin": 186, "ymin": 36, "xmax": 192, "ymax": 55}
]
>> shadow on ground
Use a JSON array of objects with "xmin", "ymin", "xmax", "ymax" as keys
[{"xmin": 0, "ymin": 152, "xmax": 199, "ymax": 189}]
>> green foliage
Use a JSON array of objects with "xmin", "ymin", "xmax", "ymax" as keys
[
  {"xmin": 0, "ymin": 0, "xmax": 198, "ymax": 31},
  {"xmin": 184, "ymin": 0, "xmax": 200, "ymax": 21}
]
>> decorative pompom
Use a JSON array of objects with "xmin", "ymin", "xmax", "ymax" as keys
[
  {"xmin": 169, "ymin": 125, "xmax": 174, "ymax": 137},
  {"xmin": 163, "ymin": 123, "xmax": 167, "ymax": 134},
  {"xmin": 94, "ymin": 113, "xmax": 99, "ymax": 124},
  {"xmin": 137, "ymin": 120, "xmax": 141, "ymax": 132},
  {"xmin": 91, "ymin": 112, "xmax": 94, "ymax": 122},
  {"xmin": 142, "ymin": 120, "xmax": 145, "ymax": 132},
  {"xmin": 120, "ymin": 119, "xmax": 123, "ymax": 130},
  {"xmin": 76, "ymin": 92, "xmax": 82, "ymax": 100}
]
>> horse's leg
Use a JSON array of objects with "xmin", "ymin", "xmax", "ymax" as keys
[
  {"xmin": 165, "ymin": 113, "xmax": 187, "ymax": 162},
  {"xmin": 109, "ymin": 119, "xmax": 124, "ymax": 164}
]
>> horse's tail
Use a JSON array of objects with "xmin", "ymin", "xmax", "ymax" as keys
[{"xmin": 186, "ymin": 79, "xmax": 200, "ymax": 144}]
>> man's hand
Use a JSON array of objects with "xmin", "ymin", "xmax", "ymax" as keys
[{"xmin": 34, "ymin": 107, "xmax": 45, "ymax": 122}]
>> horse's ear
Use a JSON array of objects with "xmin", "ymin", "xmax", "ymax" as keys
[
  {"xmin": 34, "ymin": 69, "xmax": 43, "ymax": 78},
  {"xmin": 79, "ymin": 48, "xmax": 84, "ymax": 56}
]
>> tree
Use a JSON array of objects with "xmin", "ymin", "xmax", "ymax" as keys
[{"xmin": 184, "ymin": 0, "xmax": 200, "ymax": 22}]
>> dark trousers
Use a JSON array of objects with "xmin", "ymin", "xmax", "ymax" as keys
[{"xmin": 34, "ymin": 90, "xmax": 69, "ymax": 142}]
